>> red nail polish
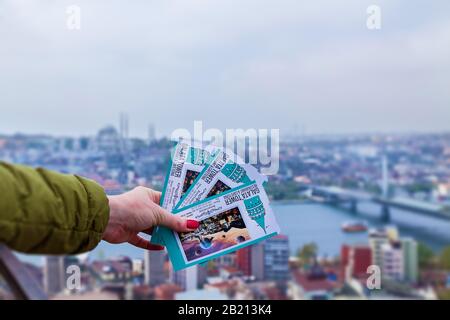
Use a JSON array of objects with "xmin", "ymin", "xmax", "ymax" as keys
[{"xmin": 187, "ymin": 219, "xmax": 200, "ymax": 229}]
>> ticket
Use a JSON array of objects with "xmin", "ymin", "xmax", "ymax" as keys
[
  {"xmin": 159, "ymin": 181, "xmax": 280, "ymax": 271},
  {"xmin": 174, "ymin": 149, "xmax": 268, "ymax": 210},
  {"xmin": 151, "ymin": 140, "xmax": 218, "ymax": 245}
]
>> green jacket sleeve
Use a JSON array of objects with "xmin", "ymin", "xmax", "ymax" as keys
[{"xmin": 0, "ymin": 162, "xmax": 109, "ymax": 254}]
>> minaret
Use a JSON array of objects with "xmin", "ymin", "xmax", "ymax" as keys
[
  {"xmin": 148, "ymin": 123, "xmax": 156, "ymax": 144},
  {"xmin": 119, "ymin": 113, "xmax": 129, "ymax": 153}
]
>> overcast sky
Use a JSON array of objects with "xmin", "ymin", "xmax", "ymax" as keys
[{"xmin": 0, "ymin": 0, "xmax": 449, "ymax": 138}]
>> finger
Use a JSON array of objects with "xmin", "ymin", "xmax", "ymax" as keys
[
  {"xmin": 128, "ymin": 234, "xmax": 164, "ymax": 251},
  {"xmin": 152, "ymin": 191, "xmax": 162, "ymax": 204},
  {"xmin": 155, "ymin": 207, "xmax": 200, "ymax": 233},
  {"xmin": 141, "ymin": 227, "xmax": 154, "ymax": 236},
  {"xmin": 147, "ymin": 244, "xmax": 165, "ymax": 251},
  {"xmin": 146, "ymin": 189, "xmax": 162, "ymax": 204}
]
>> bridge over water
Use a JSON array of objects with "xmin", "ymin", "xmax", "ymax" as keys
[{"xmin": 310, "ymin": 186, "xmax": 450, "ymax": 222}]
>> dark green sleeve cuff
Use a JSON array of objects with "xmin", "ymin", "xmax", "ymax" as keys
[{"xmin": 74, "ymin": 175, "xmax": 110, "ymax": 252}]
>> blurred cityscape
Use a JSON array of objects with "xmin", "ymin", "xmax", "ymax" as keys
[{"xmin": 1, "ymin": 117, "xmax": 450, "ymax": 300}]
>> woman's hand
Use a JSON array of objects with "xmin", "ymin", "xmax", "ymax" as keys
[{"xmin": 103, "ymin": 186, "xmax": 199, "ymax": 250}]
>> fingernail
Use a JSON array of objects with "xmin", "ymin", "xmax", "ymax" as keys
[
  {"xmin": 186, "ymin": 219, "xmax": 200, "ymax": 229},
  {"xmin": 147, "ymin": 243, "xmax": 165, "ymax": 251}
]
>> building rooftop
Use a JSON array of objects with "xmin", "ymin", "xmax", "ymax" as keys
[
  {"xmin": 261, "ymin": 285, "xmax": 286, "ymax": 300},
  {"xmin": 154, "ymin": 283, "xmax": 183, "ymax": 300},
  {"xmin": 271, "ymin": 234, "xmax": 288, "ymax": 240},
  {"xmin": 175, "ymin": 288, "xmax": 227, "ymax": 300},
  {"xmin": 52, "ymin": 290, "xmax": 120, "ymax": 300},
  {"xmin": 293, "ymin": 271, "xmax": 338, "ymax": 292}
]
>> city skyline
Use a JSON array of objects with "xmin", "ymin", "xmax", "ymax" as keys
[{"xmin": 2, "ymin": 121, "xmax": 450, "ymax": 141}]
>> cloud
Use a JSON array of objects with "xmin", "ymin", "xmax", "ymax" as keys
[{"xmin": 0, "ymin": 0, "xmax": 449, "ymax": 136}]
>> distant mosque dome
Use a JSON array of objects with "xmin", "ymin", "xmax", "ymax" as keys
[{"xmin": 96, "ymin": 126, "xmax": 121, "ymax": 154}]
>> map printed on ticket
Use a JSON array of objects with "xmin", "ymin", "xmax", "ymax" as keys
[
  {"xmin": 174, "ymin": 149, "xmax": 268, "ymax": 210},
  {"xmin": 151, "ymin": 140, "xmax": 218, "ymax": 245},
  {"xmin": 160, "ymin": 181, "xmax": 280, "ymax": 271}
]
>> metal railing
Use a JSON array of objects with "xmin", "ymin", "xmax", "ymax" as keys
[{"xmin": 0, "ymin": 244, "xmax": 47, "ymax": 300}]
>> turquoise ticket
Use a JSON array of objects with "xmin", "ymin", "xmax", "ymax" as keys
[
  {"xmin": 159, "ymin": 181, "xmax": 280, "ymax": 271},
  {"xmin": 151, "ymin": 140, "xmax": 219, "ymax": 245},
  {"xmin": 174, "ymin": 148, "xmax": 267, "ymax": 210}
]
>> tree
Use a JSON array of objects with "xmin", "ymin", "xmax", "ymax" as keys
[
  {"xmin": 440, "ymin": 246, "xmax": 450, "ymax": 270},
  {"xmin": 265, "ymin": 181, "xmax": 304, "ymax": 201},
  {"xmin": 207, "ymin": 260, "xmax": 217, "ymax": 273},
  {"xmin": 297, "ymin": 242, "xmax": 318, "ymax": 267},
  {"xmin": 97, "ymin": 248, "xmax": 105, "ymax": 260},
  {"xmin": 417, "ymin": 242, "xmax": 435, "ymax": 268},
  {"xmin": 405, "ymin": 182, "xmax": 433, "ymax": 196},
  {"xmin": 437, "ymin": 289, "xmax": 450, "ymax": 300}
]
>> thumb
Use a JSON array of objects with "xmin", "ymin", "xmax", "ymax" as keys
[{"xmin": 154, "ymin": 206, "xmax": 200, "ymax": 233}]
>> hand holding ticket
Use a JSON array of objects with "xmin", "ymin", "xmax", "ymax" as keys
[{"xmin": 152, "ymin": 140, "xmax": 280, "ymax": 271}]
